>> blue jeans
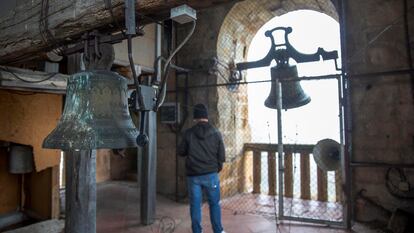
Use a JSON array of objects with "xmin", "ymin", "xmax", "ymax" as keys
[{"xmin": 187, "ymin": 172, "xmax": 223, "ymax": 233}]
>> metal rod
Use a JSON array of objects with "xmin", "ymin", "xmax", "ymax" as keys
[
  {"xmin": 350, "ymin": 162, "xmax": 414, "ymax": 168},
  {"xmin": 168, "ymin": 74, "xmax": 341, "ymax": 90},
  {"xmin": 347, "ymin": 68, "xmax": 414, "ymax": 79},
  {"xmin": 167, "ymin": 67, "xmax": 414, "ymax": 92},
  {"xmin": 403, "ymin": 0, "xmax": 414, "ymax": 104},
  {"xmin": 339, "ymin": 0, "xmax": 352, "ymax": 228},
  {"xmin": 65, "ymin": 150, "xmax": 97, "ymax": 233},
  {"xmin": 276, "ymin": 78, "xmax": 284, "ymax": 220},
  {"xmin": 63, "ymin": 32, "xmax": 144, "ymax": 55},
  {"xmin": 155, "ymin": 24, "xmax": 162, "ymax": 83},
  {"xmin": 280, "ymin": 215, "xmax": 343, "ymax": 227}
]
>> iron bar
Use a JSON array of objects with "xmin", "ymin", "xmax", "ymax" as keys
[
  {"xmin": 350, "ymin": 162, "xmax": 414, "ymax": 168},
  {"xmin": 339, "ymin": 0, "xmax": 352, "ymax": 228},
  {"xmin": 403, "ymin": 0, "xmax": 414, "ymax": 104},
  {"xmin": 281, "ymin": 216, "xmax": 343, "ymax": 227},
  {"xmin": 179, "ymin": 68, "xmax": 414, "ymax": 91},
  {"xmin": 139, "ymin": 110, "xmax": 157, "ymax": 225},
  {"xmin": 166, "ymin": 74, "xmax": 340, "ymax": 91},
  {"xmin": 63, "ymin": 31, "xmax": 144, "ymax": 55},
  {"xmin": 65, "ymin": 150, "xmax": 97, "ymax": 233},
  {"xmin": 347, "ymin": 68, "xmax": 414, "ymax": 79},
  {"xmin": 276, "ymin": 79, "xmax": 284, "ymax": 220}
]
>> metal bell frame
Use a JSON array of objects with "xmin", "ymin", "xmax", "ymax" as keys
[{"xmin": 235, "ymin": 26, "xmax": 346, "ymax": 226}]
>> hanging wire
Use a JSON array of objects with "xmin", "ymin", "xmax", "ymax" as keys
[
  {"xmin": 39, "ymin": 0, "xmax": 64, "ymax": 56},
  {"xmin": 155, "ymin": 20, "xmax": 197, "ymax": 110},
  {"xmin": 0, "ymin": 66, "xmax": 59, "ymax": 83}
]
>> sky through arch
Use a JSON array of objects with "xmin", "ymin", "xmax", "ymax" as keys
[{"xmin": 247, "ymin": 10, "xmax": 341, "ymax": 145}]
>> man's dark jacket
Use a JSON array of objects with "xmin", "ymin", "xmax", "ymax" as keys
[{"xmin": 178, "ymin": 122, "xmax": 225, "ymax": 176}]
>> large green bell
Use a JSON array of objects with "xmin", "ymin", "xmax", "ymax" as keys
[{"xmin": 43, "ymin": 70, "xmax": 138, "ymax": 150}]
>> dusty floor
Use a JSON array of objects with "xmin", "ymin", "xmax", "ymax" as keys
[
  {"xmin": 96, "ymin": 181, "xmax": 350, "ymax": 233},
  {"xmin": 5, "ymin": 181, "xmax": 385, "ymax": 233}
]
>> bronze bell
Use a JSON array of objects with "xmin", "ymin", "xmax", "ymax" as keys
[
  {"xmin": 43, "ymin": 70, "xmax": 138, "ymax": 150},
  {"xmin": 265, "ymin": 65, "xmax": 311, "ymax": 109}
]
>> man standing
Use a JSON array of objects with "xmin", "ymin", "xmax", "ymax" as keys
[{"xmin": 178, "ymin": 103, "xmax": 226, "ymax": 233}]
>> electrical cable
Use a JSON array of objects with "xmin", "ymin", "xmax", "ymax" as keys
[
  {"xmin": 0, "ymin": 66, "xmax": 59, "ymax": 83},
  {"xmin": 39, "ymin": 0, "xmax": 64, "ymax": 56},
  {"xmin": 155, "ymin": 20, "xmax": 197, "ymax": 110}
]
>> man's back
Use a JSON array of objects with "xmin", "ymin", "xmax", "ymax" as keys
[{"xmin": 178, "ymin": 122, "xmax": 225, "ymax": 176}]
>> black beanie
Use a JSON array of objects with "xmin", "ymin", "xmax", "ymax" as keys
[{"xmin": 193, "ymin": 104, "xmax": 208, "ymax": 119}]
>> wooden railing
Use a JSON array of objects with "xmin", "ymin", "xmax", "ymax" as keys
[{"xmin": 244, "ymin": 143, "xmax": 342, "ymax": 202}]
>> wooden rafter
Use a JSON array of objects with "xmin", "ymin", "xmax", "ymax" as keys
[{"xmin": 0, "ymin": 0, "xmax": 236, "ymax": 65}]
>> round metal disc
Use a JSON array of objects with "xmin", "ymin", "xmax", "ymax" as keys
[{"xmin": 312, "ymin": 139, "xmax": 341, "ymax": 171}]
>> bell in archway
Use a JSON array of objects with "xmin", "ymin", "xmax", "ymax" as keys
[
  {"xmin": 43, "ymin": 70, "xmax": 138, "ymax": 150},
  {"xmin": 264, "ymin": 65, "xmax": 311, "ymax": 109}
]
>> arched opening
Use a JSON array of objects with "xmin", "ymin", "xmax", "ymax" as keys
[
  {"xmin": 247, "ymin": 9, "xmax": 341, "ymax": 201},
  {"xmin": 215, "ymin": 0, "xmax": 344, "ymax": 224}
]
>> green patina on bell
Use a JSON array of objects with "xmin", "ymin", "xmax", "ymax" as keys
[{"xmin": 43, "ymin": 70, "xmax": 138, "ymax": 150}]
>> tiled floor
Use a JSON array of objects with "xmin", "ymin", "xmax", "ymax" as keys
[
  {"xmin": 96, "ymin": 181, "xmax": 351, "ymax": 233},
  {"xmin": 221, "ymin": 193, "xmax": 343, "ymax": 222}
]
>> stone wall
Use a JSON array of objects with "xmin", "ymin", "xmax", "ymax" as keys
[
  {"xmin": 157, "ymin": 0, "xmax": 414, "ymax": 224},
  {"xmin": 346, "ymin": 0, "xmax": 414, "ymax": 221},
  {"xmin": 158, "ymin": 0, "xmax": 338, "ymax": 198}
]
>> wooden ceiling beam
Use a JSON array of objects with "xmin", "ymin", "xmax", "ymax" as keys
[
  {"xmin": 0, "ymin": 65, "xmax": 68, "ymax": 93},
  {"xmin": 0, "ymin": 0, "xmax": 236, "ymax": 65}
]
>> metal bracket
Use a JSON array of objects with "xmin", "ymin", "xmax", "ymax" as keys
[{"xmin": 236, "ymin": 27, "xmax": 339, "ymax": 71}]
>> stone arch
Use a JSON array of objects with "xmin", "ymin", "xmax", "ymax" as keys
[
  {"xmin": 217, "ymin": 0, "xmax": 338, "ymax": 68},
  {"xmin": 214, "ymin": 0, "xmax": 339, "ymax": 161}
]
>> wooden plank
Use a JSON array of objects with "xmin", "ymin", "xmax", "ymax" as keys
[
  {"xmin": 284, "ymin": 152, "xmax": 293, "ymax": 198},
  {"xmin": 267, "ymin": 151, "xmax": 276, "ymax": 196},
  {"xmin": 0, "ymin": 65, "xmax": 68, "ymax": 93},
  {"xmin": 317, "ymin": 167, "xmax": 328, "ymax": 201},
  {"xmin": 0, "ymin": 148, "xmax": 20, "ymax": 215},
  {"xmin": 300, "ymin": 152, "xmax": 311, "ymax": 200},
  {"xmin": 50, "ymin": 165, "xmax": 60, "ymax": 219},
  {"xmin": 252, "ymin": 150, "xmax": 261, "ymax": 194},
  {"xmin": 0, "ymin": 90, "xmax": 62, "ymax": 172},
  {"xmin": 61, "ymin": 153, "xmax": 65, "ymax": 188},
  {"xmin": 26, "ymin": 168, "xmax": 53, "ymax": 219},
  {"xmin": 244, "ymin": 143, "xmax": 314, "ymax": 154},
  {"xmin": 0, "ymin": 0, "xmax": 237, "ymax": 64},
  {"xmin": 335, "ymin": 171, "xmax": 342, "ymax": 202}
]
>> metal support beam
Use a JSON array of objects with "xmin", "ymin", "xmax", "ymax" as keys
[
  {"xmin": 65, "ymin": 150, "xmax": 96, "ymax": 233},
  {"xmin": 276, "ymin": 79, "xmax": 284, "ymax": 219},
  {"xmin": 64, "ymin": 53, "xmax": 97, "ymax": 233},
  {"xmin": 140, "ymin": 110, "xmax": 157, "ymax": 225}
]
